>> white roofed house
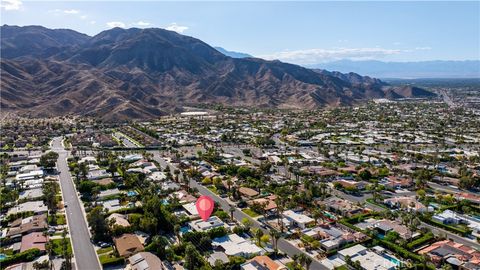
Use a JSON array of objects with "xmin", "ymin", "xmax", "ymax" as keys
[
  {"xmin": 7, "ymin": 201, "xmax": 48, "ymax": 216},
  {"xmin": 102, "ymin": 199, "xmax": 123, "ymax": 213},
  {"xmin": 87, "ymin": 169, "xmax": 110, "ymax": 180},
  {"xmin": 338, "ymin": 244, "xmax": 398, "ymax": 270},
  {"xmin": 432, "ymin": 210, "xmax": 462, "ymax": 225},
  {"xmin": 212, "ymin": 234, "xmax": 263, "ymax": 257},
  {"xmin": 15, "ymin": 170, "xmax": 43, "ymax": 182},
  {"xmin": 282, "ymin": 210, "xmax": 315, "ymax": 229},
  {"xmin": 98, "ymin": 188, "xmax": 123, "ymax": 200},
  {"xmin": 18, "ymin": 188, "xmax": 43, "ymax": 200},
  {"xmin": 148, "ymin": 171, "xmax": 167, "ymax": 182},
  {"xmin": 383, "ymin": 196, "xmax": 428, "ymax": 213},
  {"xmin": 188, "ymin": 216, "xmax": 225, "ymax": 232}
]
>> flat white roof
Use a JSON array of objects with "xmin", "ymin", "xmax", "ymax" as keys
[
  {"xmin": 182, "ymin": 202, "xmax": 199, "ymax": 216},
  {"xmin": 283, "ymin": 210, "xmax": 314, "ymax": 224}
]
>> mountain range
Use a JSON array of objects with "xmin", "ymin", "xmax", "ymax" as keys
[
  {"xmin": 309, "ymin": 60, "xmax": 480, "ymax": 79},
  {"xmin": 0, "ymin": 25, "xmax": 436, "ymax": 121}
]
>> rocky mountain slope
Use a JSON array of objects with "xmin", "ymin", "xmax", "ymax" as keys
[{"xmin": 0, "ymin": 25, "xmax": 436, "ymax": 121}]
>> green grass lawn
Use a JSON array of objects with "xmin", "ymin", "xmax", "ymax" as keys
[
  {"xmin": 366, "ymin": 198, "xmax": 388, "ymax": 209},
  {"xmin": 49, "ymin": 238, "xmax": 72, "ymax": 256},
  {"xmin": 99, "ymin": 254, "xmax": 124, "ymax": 266},
  {"xmin": 48, "ymin": 214, "xmax": 66, "ymax": 225},
  {"xmin": 242, "ymin": 208, "xmax": 260, "ymax": 217},
  {"xmin": 56, "ymin": 214, "xmax": 66, "ymax": 225},
  {"xmin": 96, "ymin": 246, "xmax": 113, "ymax": 255},
  {"xmin": 207, "ymin": 186, "xmax": 219, "ymax": 194}
]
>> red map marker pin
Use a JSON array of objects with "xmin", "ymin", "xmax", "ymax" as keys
[{"xmin": 196, "ymin": 195, "xmax": 214, "ymax": 221}]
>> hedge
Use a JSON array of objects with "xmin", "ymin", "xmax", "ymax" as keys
[
  {"xmin": 378, "ymin": 239, "xmax": 423, "ymax": 262},
  {"xmin": 0, "ymin": 248, "xmax": 41, "ymax": 269},
  {"xmin": 99, "ymin": 254, "xmax": 125, "ymax": 267},
  {"xmin": 420, "ymin": 217, "xmax": 471, "ymax": 236},
  {"xmin": 342, "ymin": 212, "xmax": 375, "ymax": 224},
  {"xmin": 406, "ymin": 232, "xmax": 435, "ymax": 250}
]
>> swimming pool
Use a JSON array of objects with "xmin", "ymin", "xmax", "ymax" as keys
[
  {"xmin": 0, "ymin": 254, "xmax": 7, "ymax": 261},
  {"xmin": 383, "ymin": 254, "xmax": 400, "ymax": 265},
  {"xmin": 323, "ymin": 211, "xmax": 337, "ymax": 220},
  {"xmin": 127, "ymin": 191, "xmax": 138, "ymax": 197},
  {"xmin": 180, "ymin": 226, "xmax": 191, "ymax": 234}
]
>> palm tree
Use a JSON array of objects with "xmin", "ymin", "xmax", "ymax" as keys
[
  {"xmin": 226, "ymin": 177, "xmax": 233, "ymax": 192},
  {"xmin": 275, "ymin": 197, "xmax": 285, "ymax": 232},
  {"xmin": 298, "ymin": 253, "xmax": 313, "ymax": 270},
  {"xmin": 174, "ymin": 224, "xmax": 181, "ymax": 244},
  {"xmin": 304, "ymin": 255, "xmax": 313, "ymax": 270},
  {"xmin": 312, "ymin": 209, "xmax": 322, "ymax": 226},
  {"xmin": 229, "ymin": 205, "xmax": 235, "ymax": 222},
  {"xmin": 253, "ymin": 228, "xmax": 264, "ymax": 246},
  {"xmin": 270, "ymin": 229, "xmax": 281, "ymax": 256}
]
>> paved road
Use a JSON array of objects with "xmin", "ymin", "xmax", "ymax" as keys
[
  {"xmin": 427, "ymin": 182, "xmax": 478, "ymax": 196},
  {"xmin": 150, "ymin": 151, "xmax": 328, "ymax": 270},
  {"xmin": 51, "ymin": 137, "xmax": 101, "ymax": 270},
  {"xmin": 113, "ymin": 132, "xmax": 138, "ymax": 148}
]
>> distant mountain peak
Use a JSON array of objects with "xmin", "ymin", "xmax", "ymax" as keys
[{"xmin": 214, "ymin": 47, "xmax": 253, "ymax": 58}]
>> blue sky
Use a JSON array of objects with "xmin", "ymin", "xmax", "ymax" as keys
[{"xmin": 1, "ymin": 1, "xmax": 479, "ymax": 64}]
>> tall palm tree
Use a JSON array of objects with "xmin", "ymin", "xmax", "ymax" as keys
[
  {"xmin": 275, "ymin": 197, "xmax": 285, "ymax": 232},
  {"xmin": 174, "ymin": 224, "xmax": 181, "ymax": 244},
  {"xmin": 270, "ymin": 229, "xmax": 281, "ymax": 256},
  {"xmin": 229, "ymin": 206, "xmax": 235, "ymax": 222}
]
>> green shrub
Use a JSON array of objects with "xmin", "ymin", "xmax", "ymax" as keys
[
  {"xmin": 378, "ymin": 239, "xmax": 422, "ymax": 262},
  {"xmin": 406, "ymin": 232, "xmax": 435, "ymax": 250},
  {"xmin": 420, "ymin": 217, "xmax": 471, "ymax": 236},
  {"xmin": 99, "ymin": 254, "xmax": 125, "ymax": 266},
  {"xmin": 0, "ymin": 248, "xmax": 41, "ymax": 269}
]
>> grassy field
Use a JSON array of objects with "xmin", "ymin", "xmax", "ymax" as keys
[{"xmin": 242, "ymin": 208, "xmax": 260, "ymax": 217}]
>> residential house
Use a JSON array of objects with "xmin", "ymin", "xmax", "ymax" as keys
[
  {"xmin": 7, "ymin": 201, "xmax": 48, "ymax": 216},
  {"xmin": 239, "ymin": 187, "xmax": 259, "ymax": 198},
  {"xmin": 241, "ymin": 255, "xmax": 287, "ymax": 270},
  {"xmin": 212, "ymin": 234, "xmax": 263, "ymax": 257},
  {"xmin": 282, "ymin": 210, "xmax": 315, "ymax": 229},
  {"xmin": 189, "ymin": 216, "xmax": 225, "ymax": 232},
  {"xmin": 338, "ymin": 244, "xmax": 397, "ymax": 270},
  {"xmin": 383, "ymin": 196, "xmax": 427, "ymax": 212},
  {"xmin": 419, "ymin": 240, "xmax": 480, "ymax": 269},
  {"xmin": 321, "ymin": 196, "xmax": 363, "ymax": 217},
  {"xmin": 432, "ymin": 210, "xmax": 462, "ymax": 225},
  {"xmin": 108, "ymin": 213, "xmax": 131, "ymax": 228},
  {"xmin": 128, "ymin": 252, "xmax": 163, "ymax": 270},
  {"xmin": 20, "ymin": 232, "xmax": 48, "ymax": 252},
  {"xmin": 7, "ymin": 214, "xmax": 48, "ymax": 237},
  {"xmin": 114, "ymin": 233, "xmax": 144, "ymax": 257}
]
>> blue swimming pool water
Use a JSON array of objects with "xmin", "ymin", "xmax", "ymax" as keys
[
  {"xmin": 0, "ymin": 254, "xmax": 7, "ymax": 261},
  {"xmin": 180, "ymin": 226, "xmax": 190, "ymax": 234},
  {"xmin": 324, "ymin": 212, "xmax": 337, "ymax": 220},
  {"xmin": 127, "ymin": 191, "xmax": 138, "ymax": 197},
  {"xmin": 383, "ymin": 254, "xmax": 400, "ymax": 265}
]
